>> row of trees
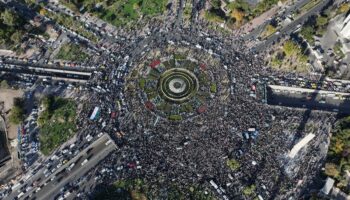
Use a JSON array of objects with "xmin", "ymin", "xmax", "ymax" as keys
[
  {"xmin": 325, "ymin": 116, "xmax": 350, "ymax": 193},
  {"xmin": 300, "ymin": 14, "xmax": 329, "ymax": 45},
  {"xmin": 299, "ymin": 2, "xmax": 350, "ymax": 45}
]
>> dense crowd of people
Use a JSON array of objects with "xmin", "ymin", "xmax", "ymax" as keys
[
  {"xmin": 0, "ymin": 0, "xmax": 341, "ymax": 199},
  {"xmin": 76, "ymin": 25, "xmax": 337, "ymax": 199}
]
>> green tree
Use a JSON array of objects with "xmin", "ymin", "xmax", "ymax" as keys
[
  {"xmin": 9, "ymin": 106, "xmax": 24, "ymax": 124},
  {"xmin": 334, "ymin": 42, "xmax": 345, "ymax": 58},
  {"xmin": 283, "ymin": 40, "xmax": 298, "ymax": 57},
  {"xmin": 300, "ymin": 26, "xmax": 315, "ymax": 44},
  {"xmin": 24, "ymin": 0, "xmax": 37, "ymax": 6},
  {"xmin": 226, "ymin": 159, "xmax": 240, "ymax": 171},
  {"xmin": 325, "ymin": 163, "xmax": 340, "ymax": 178},
  {"xmin": 0, "ymin": 80, "xmax": 9, "ymax": 89},
  {"xmin": 210, "ymin": 83, "xmax": 217, "ymax": 93},
  {"xmin": 264, "ymin": 24, "xmax": 277, "ymax": 37},
  {"xmin": 1, "ymin": 9, "xmax": 19, "ymax": 26},
  {"xmin": 316, "ymin": 16, "xmax": 328, "ymax": 27},
  {"xmin": 243, "ymin": 184, "xmax": 256, "ymax": 196},
  {"xmin": 271, "ymin": 56, "xmax": 283, "ymax": 67},
  {"xmin": 169, "ymin": 115, "xmax": 182, "ymax": 121},
  {"xmin": 10, "ymin": 31, "xmax": 22, "ymax": 44},
  {"xmin": 139, "ymin": 78, "xmax": 146, "ymax": 90},
  {"xmin": 210, "ymin": 0, "xmax": 221, "ymax": 8},
  {"xmin": 338, "ymin": 3, "xmax": 350, "ymax": 14},
  {"xmin": 9, "ymin": 98, "xmax": 25, "ymax": 124},
  {"xmin": 231, "ymin": 8, "xmax": 246, "ymax": 26},
  {"xmin": 299, "ymin": 54, "xmax": 308, "ymax": 63}
]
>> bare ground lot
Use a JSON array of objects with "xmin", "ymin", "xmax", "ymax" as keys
[{"xmin": 0, "ymin": 89, "xmax": 24, "ymax": 140}]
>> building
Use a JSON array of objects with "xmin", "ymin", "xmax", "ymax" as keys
[
  {"xmin": 331, "ymin": 187, "xmax": 350, "ymax": 200},
  {"xmin": 321, "ymin": 177, "xmax": 335, "ymax": 195},
  {"xmin": 0, "ymin": 117, "xmax": 11, "ymax": 176},
  {"xmin": 342, "ymin": 41, "xmax": 350, "ymax": 53},
  {"xmin": 340, "ymin": 13, "xmax": 350, "ymax": 39},
  {"xmin": 220, "ymin": 0, "xmax": 231, "ymax": 15}
]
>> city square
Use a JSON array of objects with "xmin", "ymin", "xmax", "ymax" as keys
[{"xmin": 0, "ymin": 0, "xmax": 349, "ymax": 200}]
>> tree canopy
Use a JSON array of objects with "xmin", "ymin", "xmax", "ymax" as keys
[
  {"xmin": 283, "ymin": 40, "xmax": 299, "ymax": 57},
  {"xmin": 0, "ymin": 9, "xmax": 20, "ymax": 27},
  {"xmin": 0, "ymin": 80, "xmax": 9, "ymax": 89},
  {"xmin": 9, "ymin": 98, "xmax": 25, "ymax": 124}
]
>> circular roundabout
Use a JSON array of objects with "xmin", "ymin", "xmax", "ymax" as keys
[
  {"xmin": 126, "ymin": 48, "xmax": 226, "ymax": 121},
  {"xmin": 158, "ymin": 68, "xmax": 198, "ymax": 103}
]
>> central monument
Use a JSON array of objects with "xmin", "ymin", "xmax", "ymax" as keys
[{"xmin": 158, "ymin": 68, "xmax": 199, "ymax": 103}]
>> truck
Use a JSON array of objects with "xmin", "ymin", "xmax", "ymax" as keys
[{"xmin": 209, "ymin": 180, "xmax": 218, "ymax": 189}]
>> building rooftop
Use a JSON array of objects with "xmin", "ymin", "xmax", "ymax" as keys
[{"xmin": 321, "ymin": 177, "xmax": 335, "ymax": 195}]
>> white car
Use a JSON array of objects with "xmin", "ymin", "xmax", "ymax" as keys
[{"xmin": 97, "ymin": 132, "xmax": 104, "ymax": 138}]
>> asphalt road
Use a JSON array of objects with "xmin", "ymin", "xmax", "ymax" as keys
[
  {"xmin": 6, "ymin": 134, "xmax": 116, "ymax": 200},
  {"xmin": 267, "ymin": 85, "xmax": 350, "ymax": 114},
  {"xmin": 254, "ymin": 0, "xmax": 332, "ymax": 52},
  {"xmin": 34, "ymin": 135, "xmax": 116, "ymax": 200},
  {"xmin": 4, "ymin": 0, "xmax": 100, "ymax": 54},
  {"xmin": 175, "ymin": 0, "xmax": 185, "ymax": 29},
  {"xmin": 0, "ymin": 60, "xmax": 94, "ymax": 72},
  {"xmin": 243, "ymin": 0, "xmax": 312, "ymax": 41},
  {"xmin": 0, "ymin": 66, "xmax": 91, "ymax": 81}
]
